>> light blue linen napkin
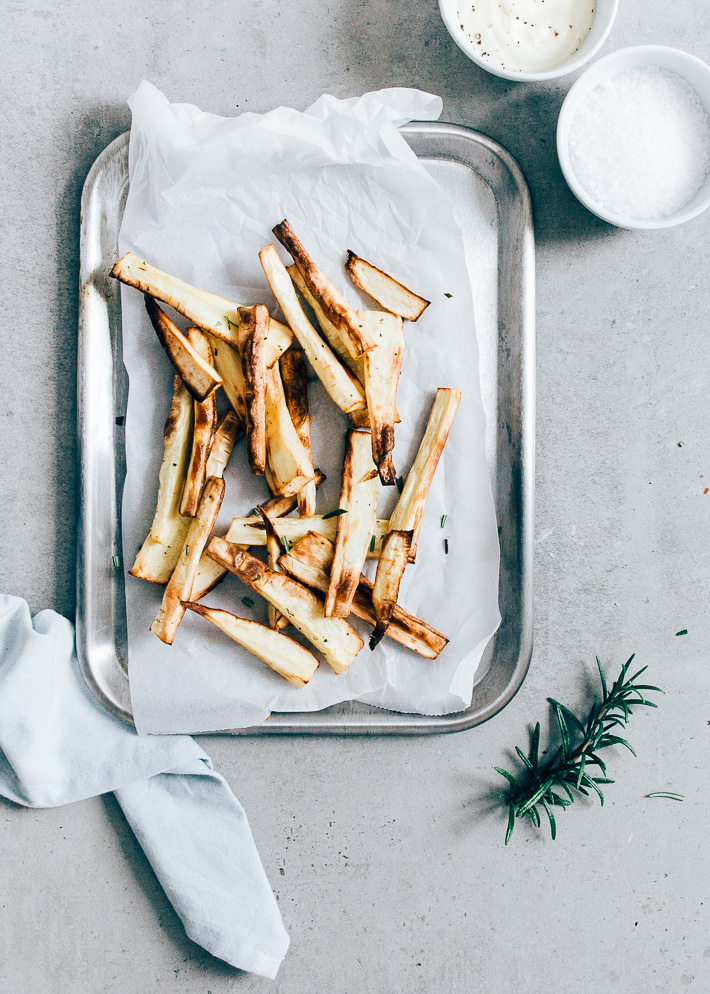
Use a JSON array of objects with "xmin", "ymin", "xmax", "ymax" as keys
[{"xmin": 0, "ymin": 594, "xmax": 289, "ymax": 979}]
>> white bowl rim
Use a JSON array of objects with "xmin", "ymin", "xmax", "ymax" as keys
[
  {"xmin": 557, "ymin": 45, "xmax": 710, "ymax": 229},
  {"xmin": 438, "ymin": 0, "xmax": 619, "ymax": 82}
]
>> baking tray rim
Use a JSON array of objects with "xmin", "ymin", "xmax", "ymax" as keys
[{"xmin": 76, "ymin": 120, "xmax": 535, "ymax": 735}]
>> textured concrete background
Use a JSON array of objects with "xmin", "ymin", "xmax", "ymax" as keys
[{"xmin": 1, "ymin": 1, "xmax": 709, "ymax": 991}]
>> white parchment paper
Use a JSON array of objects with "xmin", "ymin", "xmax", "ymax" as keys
[{"xmin": 119, "ymin": 81, "xmax": 501, "ymax": 734}]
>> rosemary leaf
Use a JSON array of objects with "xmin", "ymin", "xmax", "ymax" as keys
[
  {"xmin": 596, "ymin": 656, "xmax": 608, "ymax": 701},
  {"xmin": 562, "ymin": 704, "xmax": 587, "ymax": 736},
  {"xmin": 323, "ymin": 509, "xmax": 348, "ymax": 520},
  {"xmin": 505, "ymin": 805, "xmax": 516, "ymax": 845},
  {"xmin": 529, "ymin": 722, "xmax": 540, "ymax": 767},
  {"xmin": 495, "ymin": 767, "xmax": 520, "ymax": 790},
  {"xmin": 515, "ymin": 746, "xmax": 533, "ymax": 770},
  {"xmin": 540, "ymin": 797, "xmax": 557, "ymax": 841}
]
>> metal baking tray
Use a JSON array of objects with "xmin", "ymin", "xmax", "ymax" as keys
[{"xmin": 76, "ymin": 122, "xmax": 534, "ymax": 734}]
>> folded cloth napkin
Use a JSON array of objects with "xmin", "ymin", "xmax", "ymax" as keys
[{"xmin": 0, "ymin": 594, "xmax": 289, "ymax": 979}]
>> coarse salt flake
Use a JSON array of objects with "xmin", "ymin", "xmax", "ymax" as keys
[{"xmin": 568, "ymin": 66, "xmax": 710, "ymax": 220}]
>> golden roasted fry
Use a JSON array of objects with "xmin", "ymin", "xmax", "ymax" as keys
[
  {"xmin": 370, "ymin": 388, "xmax": 461, "ymax": 646},
  {"xmin": 205, "ymin": 409, "xmax": 242, "ymax": 479},
  {"xmin": 279, "ymin": 531, "xmax": 448, "ymax": 659},
  {"xmin": 391, "ymin": 386, "xmax": 461, "ymax": 559},
  {"xmin": 206, "ymin": 539, "xmax": 363, "ymax": 673},
  {"xmin": 369, "ymin": 530, "xmax": 411, "ymax": 649},
  {"xmin": 324, "ymin": 430, "xmax": 379, "ymax": 618},
  {"xmin": 273, "ymin": 220, "xmax": 375, "ymax": 360},
  {"xmin": 111, "ymin": 252, "xmax": 292, "ymax": 361},
  {"xmin": 130, "ymin": 375, "xmax": 192, "ymax": 583},
  {"xmin": 265, "ymin": 531, "xmax": 290, "ymax": 630},
  {"xmin": 184, "ymin": 603, "xmax": 318, "ymax": 687},
  {"xmin": 208, "ymin": 336, "xmax": 246, "ymax": 423},
  {"xmin": 180, "ymin": 329, "xmax": 218, "ymax": 517},
  {"xmin": 359, "ymin": 310, "xmax": 405, "ymax": 486},
  {"xmin": 151, "ymin": 477, "xmax": 225, "ymax": 644},
  {"xmin": 264, "ymin": 361, "xmax": 316, "ymax": 496},
  {"xmin": 225, "ymin": 514, "xmax": 389, "ymax": 555},
  {"xmin": 252, "ymin": 510, "xmax": 287, "ymax": 631},
  {"xmin": 188, "ymin": 410, "xmax": 244, "ymax": 598},
  {"xmin": 287, "ymin": 264, "xmax": 364, "ymax": 383},
  {"xmin": 345, "ymin": 251, "xmax": 430, "ymax": 321},
  {"xmin": 237, "ymin": 304, "xmax": 269, "ymax": 475},
  {"xmin": 259, "ymin": 244, "xmax": 367, "ymax": 417},
  {"xmin": 280, "ymin": 348, "xmax": 316, "ymax": 516},
  {"xmin": 144, "ymin": 295, "xmax": 223, "ymax": 401}
]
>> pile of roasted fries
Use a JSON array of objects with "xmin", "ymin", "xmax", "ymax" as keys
[{"xmin": 112, "ymin": 220, "xmax": 460, "ymax": 688}]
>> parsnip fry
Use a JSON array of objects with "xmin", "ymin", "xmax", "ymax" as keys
[
  {"xmin": 265, "ymin": 361, "xmax": 315, "ymax": 496},
  {"xmin": 111, "ymin": 252, "xmax": 292, "ymax": 362},
  {"xmin": 266, "ymin": 532, "xmax": 290, "ymax": 630},
  {"xmin": 205, "ymin": 409, "xmax": 242, "ymax": 479},
  {"xmin": 287, "ymin": 264, "xmax": 364, "ymax": 383},
  {"xmin": 144, "ymin": 295, "xmax": 223, "ymax": 401},
  {"xmin": 324, "ymin": 430, "xmax": 379, "ymax": 618},
  {"xmin": 237, "ymin": 304, "xmax": 268, "ymax": 475},
  {"xmin": 259, "ymin": 244, "xmax": 367, "ymax": 417},
  {"xmin": 206, "ymin": 540, "xmax": 363, "ymax": 673},
  {"xmin": 280, "ymin": 532, "xmax": 448, "ymax": 659},
  {"xmin": 208, "ymin": 336, "xmax": 246, "ymax": 423},
  {"xmin": 370, "ymin": 388, "xmax": 461, "ymax": 646},
  {"xmin": 184, "ymin": 603, "xmax": 318, "ymax": 687},
  {"xmin": 258, "ymin": 505, "xmax": 289, "ymax": 630},
  {"xmin": 190, "ymin": 410, "xmax": 244, "ymax": 598},
  {"xmin": 280, "ymin": 348, "xmax": 316, "ymax": 516},
  {"xmin": 180, "ymin": 329, "xmax": 218, "ymax": 517},
  {"xmin": 369, "ymin": 530, "xmax": 412, "ymax": 648},
  {"xmin": 111, "ymin": 252, "xmax": 293, "ymax": 366},
  {"xmin": 151, "ymin": 477, "xmax": 225, "ymax": 644},
  {"xmin": 225, "ymin": 515, "xmax": 390, "ymax": 555},
  {"xmin": 345, "ymin": 251, "xmax": 430, "ymax": 321},
  {"xmin": 130, "ymin": 375, "xmax": 192, "ymax": 583},
  {"xmin": 391, "ymin": 387, "xmax": 461, "ymax": 559},
  {"xmin": 273, "ymin": 220, "xmax": 375, "ymax": 360},
  {"xmin": 360, "ymin": 311, "xmax": 405, "ymax": 486}
]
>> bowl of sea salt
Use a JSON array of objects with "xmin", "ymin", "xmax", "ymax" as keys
[{"xmin": 557, "ymin": 46, "xmax": 710, "ymax": 229}]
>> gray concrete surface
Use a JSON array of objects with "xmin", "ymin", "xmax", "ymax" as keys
[{"xmin": 1, "ymin": 1, "xmax": 709, "ymax": 991}]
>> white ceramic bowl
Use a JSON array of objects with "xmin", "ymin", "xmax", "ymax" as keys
[
  {"xmin": 557, "ymin": 46, "xmax": 710, "ymax": 229},
  {"xmin": 438, "ymin": 0, "xmax": 618, "ymax": 82}
]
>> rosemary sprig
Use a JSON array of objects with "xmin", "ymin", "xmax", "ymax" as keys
[{"xmin": 496, "ymin": 655, "xmax": 662, "ymax": 844}]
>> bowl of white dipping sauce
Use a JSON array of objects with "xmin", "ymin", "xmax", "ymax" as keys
[
  {"xmin": 439, "ymin": 0, "xmax": 618, "ymax": 81},
  {"xmin": 557, "ymin": 46, "xmax": 710, "ymax": 229}
]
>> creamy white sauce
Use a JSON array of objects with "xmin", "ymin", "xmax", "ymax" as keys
[{"xmin": 457, "ymin": 0, "xmax": 596, "ymax": 73}]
